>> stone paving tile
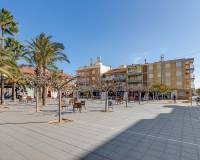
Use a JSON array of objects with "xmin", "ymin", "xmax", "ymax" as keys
[{"xmin": 1, "ymin": 100, "xmax": 200, "ymax": 160}]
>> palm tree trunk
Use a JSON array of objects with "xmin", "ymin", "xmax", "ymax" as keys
[
  {"xmin": 1, "ymin": 31, "xmax": 5, "ymax": 105},
  {"xmin": 42, "ymin": 67, "xmax": 47, "ymax": 106},
  {"xmin": 42, "ymin": 85, "xmax": 47, "ymax": 106},
  {"xmin": 58, "ymin": 89, "xmax": 61, "ymax": 122},
  {"xmin": 39, "ymin": 87, "xmax": 42, "ymax": 103},
  {"xmin": 35, "ymin": 87, "xmax": 39, "ymax": 112},
  {"xmin": 12, "ymin": 81, "xmax": 16, "ymax": 101},
  {"xmin": 1, "ymin": 74, "xmax": 4, "ymax": 105}
]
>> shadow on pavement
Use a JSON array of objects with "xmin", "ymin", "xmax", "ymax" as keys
[
  {"xmin": 0, "ymin": 121, "xmax": 48, "ymax": 125},
  {"xmin": 79, "ymin": 105, "xmax": 200, "ymax": 160}
]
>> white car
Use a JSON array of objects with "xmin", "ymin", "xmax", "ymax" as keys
[{"xmin": 192, "ymin": 96, "xmax": 199, "ymax": 101}]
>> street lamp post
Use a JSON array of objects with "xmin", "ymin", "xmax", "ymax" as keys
[{"xmin": 160, "ymin": 54, "xmax": 164, "ymax": 100}]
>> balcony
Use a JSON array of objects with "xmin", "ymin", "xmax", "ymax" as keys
[
  {"xmin": 128, "ymin": 71, "xmax": 143, "ymax": 76},
  {"xmin": 191, "ymin": 83, "xmax": 195, "ymax": 89},
  {"xmin": 128, "ymin": 79, "xmax": 142, "ymax": 83},
  {"xmin": 185, "ymin": 64, "xmax": 194, "ymax": 72},
  {"xmin": 102, "ymin": 76, "xmax": 113, "ymax": 81},
  {"xmin": 190, "ymin": 74, "xmax": 195, "ymax": 79},
  {"xmin": 113, "ymin": 76, "xmax": 126, "ymax": 81}
]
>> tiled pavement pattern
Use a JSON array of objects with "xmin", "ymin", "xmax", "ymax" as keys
[{"xmin": 0, "ymin": 100, "xmax": 200, "ymax": 160}]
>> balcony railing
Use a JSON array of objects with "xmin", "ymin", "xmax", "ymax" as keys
[
  {"xmin": 102, "ymin": 75, "xmax": 126, "ymax": 81},
  {"xmin": 128, "ymin": 71, "xmax": 143, "ymax": 75},
  {"xmin": 128, "ymin": 79, "xmax": 142, "ymax": 83},
  {"xmin": 190, "ymin": 74, "xmax": 195, "ymax": 79},
  {"xmin": 185, "ymin": 64, "xmax": 194, "ymax": 72}
]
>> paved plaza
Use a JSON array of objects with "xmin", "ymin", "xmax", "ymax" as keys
[{"xmin": 0, "ymin": 100, "xmax": 200, "ymax": 160}]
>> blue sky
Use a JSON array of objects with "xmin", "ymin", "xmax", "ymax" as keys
[{"xmin": 1, "ymin": 0, "xmax": 200, "ymax": 87}]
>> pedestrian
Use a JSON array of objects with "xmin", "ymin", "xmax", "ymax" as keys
[{"xmin": 173, "ymin": 94, "xmax": 176, "ymax": 103}]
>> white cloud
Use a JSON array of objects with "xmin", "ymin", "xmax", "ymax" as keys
[
  {"xmin": 133, "ymin": 52, "xmax": 150, "ymax": 64},
  {"xmin": 133, "ymin": 57, "xmax": 142, "ymax": 64}
]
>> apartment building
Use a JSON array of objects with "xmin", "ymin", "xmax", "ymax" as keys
[
  {"xmin": 76, "ymin": 57, "xmax": 194, "ymax": 100},
  {"xmin": 102, "ymin": 65, "xmax": 127, "ymax": 96},
  {"xmin": 127, "ymin": 64, "xmax": 148, "ymax": 90},
  {"xmin": 76, "ymin": 57, "xmax": 111, "ymax": 97},
  {"xmin": 127, "ymin": 58, "xmax": 194, "ymax": 99},
  {"xmin": 147, "ymin": 58, "xmax": 194, "ymax": 99}
]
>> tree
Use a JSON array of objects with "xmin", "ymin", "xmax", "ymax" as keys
[
  {"xmin": 23, "ymin": 33, "xmax": 70, "ymax": 106},
  {"xmin": 101, "ymin": 80, "xmax": 120, "ymax": 112},
  {"xmin": 22, "ymin": 73, "xmax": 49, "ymax": 112},
  {"xmin": 5, "ymin": 37, "xmax": 24, "ymax": 101},
  {"xmin": 0, "ymin": 48, "xmax": 19, "ymax": 77},
  {"xmin": 0, "ymin": 8, "xmax": 18, "ymax": 104},
  {"xmin": 49, "ymin": 71, "xmax": 75, "ymax": 122},
  {"xmin": 150, "ymin": 83, "xmax": 172, "ymax": 100},
  {"xmin": 196, "ymin": 88, "xmax": 200, "ymax": 96}
]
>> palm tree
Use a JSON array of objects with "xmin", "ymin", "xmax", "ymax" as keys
[
  {"xmin": 5, "ymin": 37, "xmax": 23, "ymax": 101},
  {"xmin": 24, "ymin": 33, "xmax": 70, "ymax": 106},
  {"xmin": 0, "ymin": 8, "xmax": 18, "ymax": 104},
  {"xmin": 0, "ymin": 48, "xmax": 17, "ymax": 77}
]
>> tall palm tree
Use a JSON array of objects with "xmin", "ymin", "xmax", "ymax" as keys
[
  {"xmin": 0, "ymin": 8, "xmax": 18, "ymax": 104},
  {"xmin": 24, "ymin": 33, "xmax": 70, "ymax": 106},
  {"xmin": 0, "ymin": 48, "xmax": 17, "ymax": 77},
  {"xmin": 5, "ymin": 37, "xmax": 23, "ymax": 100}
]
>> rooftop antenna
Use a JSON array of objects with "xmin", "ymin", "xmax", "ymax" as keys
[
  {"xmin": 160, "ymin": 54, "xmax": 164, "ymax": 62},
  {"xmin": 90, "ymin": 58, "xmax": 93, "ymax": 66},
  {"xmin": 160, "ymin": 54, "xmax": 164, "ymax": 84},
  {"xmin": 144, "ymin": 58, "xmax": 147, "ymax": 64},
  {"xmin": 96, "ymin": 56, "xmax": 101, "ymax": 63}
]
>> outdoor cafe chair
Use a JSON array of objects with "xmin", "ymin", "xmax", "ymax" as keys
[
  {"xmin": 26, "ymin": 96, "xmax": 33, "ymax": 104},
  {"xmin": 61, "ymin": 99, "xmax": 70, "ymax": 111},
  {"xmin": 81, "ymin": 100, "xmax": 86, "ymax": 110},
  {"xmin": 108, "ymin": 100, "xmax": 114, "ymax": 111},
  {"xmin": 73, "ymin": 102, "xmax": 82, "ymax": 113}
]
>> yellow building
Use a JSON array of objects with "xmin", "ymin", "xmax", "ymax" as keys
[
  {"xmin": 147, "ymin": 58, "xmax": 194, "ymax": 99},
  {"xmin": 127, "ymin": 58, "xmax": 194, "ymax": 99}
]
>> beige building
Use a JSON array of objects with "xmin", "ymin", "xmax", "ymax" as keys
[
  {"xmin": 76, "ymin": 57, "xmax": 111, "ymax": 97},
  {"xmin": 127, "ymin": 58, "xmax": 195, "ymax": 99},
  {"xmin": 147, "ymin": 58, "xmax": 194, "ymax": 99},
  {"xmin": 76, "ymin": 57, "xmax": 194, "ymax": 100}
]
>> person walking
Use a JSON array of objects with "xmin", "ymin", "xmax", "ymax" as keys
[{"xmin": 173, "ymin": 94, "xmax": 176, "ymax": 103}]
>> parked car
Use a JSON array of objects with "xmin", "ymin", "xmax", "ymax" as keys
[
  {"xmin": 192, "ymin": 96, "xmax": 199, "ymax": 101},
  {"xmin": 195, "ymin": 97, "xmax": 200, "ymax": 105}
]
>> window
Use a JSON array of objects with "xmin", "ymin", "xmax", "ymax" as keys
[
  {"xmin": 149, "ymin": 64, "xmax": 153, "ymax": 73},
  {"xmin": 149, "ymin": 74, "xmax": 153, "ymax": 79},
  {"xmin": 165, "ymin": 63, "xmax": 171, "ymax": 72},
  {"xmin": 166, "ymin": 72, "xmax": 171, "ymax": 77},
  {"xmin": 165, "ymin": 81, "xmax": 171, "ymax": 86},
  {"xmin": 177, "ymin": 80, "xmax": 182, "ymax": 87},
  {"xmin": 176, "ymin": 61, "xmax": 182, "ymax": 68},
  {"xmin": 178, "ymin": 91, "xmax": 185, "ymax": 97},
  {"xmin": 176, "ymin": 71, "xmax": 182, "ymax": 77},
  {"xmin": 157, "ymin": 63, "xmax": 161, "ymax": 71},
  {"xmin": 165, "ymin": 63, "xmax": 170, "ymax": 69}
]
